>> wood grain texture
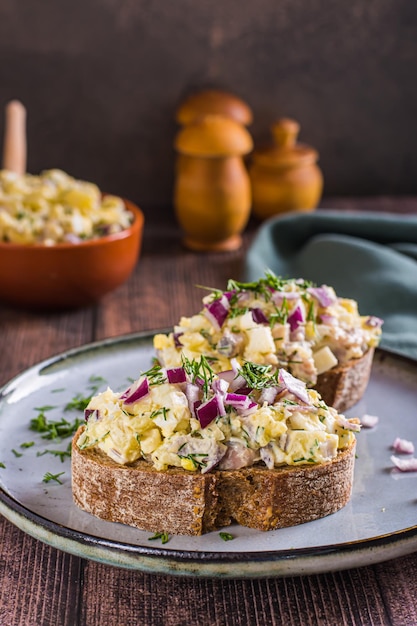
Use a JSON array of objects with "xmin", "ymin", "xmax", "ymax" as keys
[
  {"xmin": 1, "ymin": 200, "xmax": 417, "ymax": 625},
  {"xmin": 0, "ymin": 518, "xmax": 82, "ymax": 626},
  {"xmin": 0, "ymin": 1, "xmax": 416, "ymax": 213}
]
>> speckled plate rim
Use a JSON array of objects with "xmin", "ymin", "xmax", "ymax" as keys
[
  {"xmin": 1, "ymin": 331, "xmax": 417, "ymax": 579},
  {"xmin": 1, "ymin": 487, "xmax": 417, "ymax": 579}
]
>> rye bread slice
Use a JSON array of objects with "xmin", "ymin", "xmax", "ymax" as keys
[
  {"xmin": 72, "ymin": 427, "xmax": 356, "ymax": 536},
  {"xmin": 315, "ymin": 348, "xmax": 374, "ymax": 412}
]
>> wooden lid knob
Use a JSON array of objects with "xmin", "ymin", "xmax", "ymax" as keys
[{"xmin": 271, "ymin": 118, "xmax": 300, "ymax": 149}]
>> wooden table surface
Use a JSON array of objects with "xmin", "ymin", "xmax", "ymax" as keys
[{"xmin": 1, "ymin": 197, "xmax": 417, "ymax": 626}]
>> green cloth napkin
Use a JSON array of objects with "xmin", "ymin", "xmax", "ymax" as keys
[{"xmin": 245, "ymin": 210, "xmax": 417, "ymax": 360}]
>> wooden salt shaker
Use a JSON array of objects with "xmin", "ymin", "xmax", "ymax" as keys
[
  {"xmin": 174, "ymin": 114, "xmax": 253, "ymax": 251},
  {"xmin": 249, "ymin": 118, "xmax": 323, "ymax": 220}
]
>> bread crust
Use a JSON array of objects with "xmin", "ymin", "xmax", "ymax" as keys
[
  {"xmin": 315, "ymin": 348, "xmax": 374, "ymax": 412},
  {"xmin": 72, "ymin": 426, "xmax": 356, "ymax": 536}
]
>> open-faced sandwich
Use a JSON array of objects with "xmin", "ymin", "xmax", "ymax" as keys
[
  {"xmin": 153, "ymin": 271, "xmax": 383, "ymax": 412},
  {"xmin": 72, "ymin": 356, "xmax": 359, "ymax": 536}
]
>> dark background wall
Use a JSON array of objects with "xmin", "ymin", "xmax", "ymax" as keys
[{"xmin": 0, "ymin": 0, "xmax": 416, "ymax": 219}]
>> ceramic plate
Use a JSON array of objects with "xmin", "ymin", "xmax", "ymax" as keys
[{"xmin": 1, "ymin": 331, "xmax": 417, "ymax": 579}]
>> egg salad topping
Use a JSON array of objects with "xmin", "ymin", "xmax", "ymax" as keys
[
  {"xmin": 76, "ymin": 357, "xmax": 359, "ymax": 473},
  {"xmin": 0, "ymin": 168, "xmax": 133, "ymax": 245},
  {"xmin": 153, "ymin": 271, "xmax": 383, "ymax": 387}
]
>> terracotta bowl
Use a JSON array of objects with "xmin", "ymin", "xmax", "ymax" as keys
[{"xmin": 0, "ymin": 199, "xmax": 144, "ymax": 310}]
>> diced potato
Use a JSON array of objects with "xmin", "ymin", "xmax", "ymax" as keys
[
  {"xmin": 140, "ymin": 428, "xmax": 162, "ymax": 454},
  {"xmin": 245, "ymin": 326, "xmax": 275, "ymax": 358},
  {"xmin": 313, "ymin": 346, "xmax": 338, "ymax": 375},
  {"xmin": 153, "ymin": 333, "xmax": 175, "ymax": 350}
]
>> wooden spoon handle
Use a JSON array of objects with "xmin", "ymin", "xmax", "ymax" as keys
[{"xmin": 3, "ymin": 100, "xmax": 27, "ymax": 174}]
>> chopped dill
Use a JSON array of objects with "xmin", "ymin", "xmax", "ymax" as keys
[
  {"xmin": 269, "ymin": 298, "xmax": 290, "ymax": 325},
  {"xmin": 226, "ymin": 271, "xmax": 313, "ymax": 299},
  {"xmin": 238, "ymin": 362, "xmax": 278, "ymax": 390},
  {"xmin": 34, "ymin": 405, "xmax": 56, "ymax": 412},
  {"xmin": 30, "ymin": 413, "xmax": 83, "ymax": 440},
  {"xmin": 228, "ymin": 306, "xmax": 249, "ymax": 319},
  {"xmin": 141, "ymin": 363, "xmax": 166, "ymax": 386},
  {"xmin": 178, "ymin": 452, "xmax": 208, "ymax": 469},
  {"xmin": 148, "ymin": 531, "xmax": 170, "ymax": 544},
  {"xmin": 219, "ymin": 532, "xmax": 234, "ymax": 541},
  {"xmin": 37, "ymin": 442, "xmax": 72, "ymax": 462},
  {"xmin": 182, "ymin": 355, "xmax": 215, "ymax": 399},
  {"xmin": 64, "ymin": 393, "xmax": 93, "ymax": 412},
  {"xmin": 149, "ymin": 407, "xmax": 170, "ymax": 420},
  {"xmin": 42, "ymin": 471, "xmax": 65, "ymax": 484}
]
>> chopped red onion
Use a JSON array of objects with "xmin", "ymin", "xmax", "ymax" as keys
[
  {"xmin": 230, "ymin": 357, "xmax": 241, "ymax": 373},
  {"xmin": 239, "ymin": 400, "xmax": 258, "ymax": 416},
  {"xmin": 120, "ymin": 376, "xmax": 150, "ymax": 405},
  {"xmin": 234, "ymin": 385, "xmax": 252, "ymax": 395},
  {"xmin": 185, "ymin": 382, "xmax": 201, "ymax": 417},
  {"xmin": 203, "ymin": 295, "xmax": 230, "ymax": 330},
  {"xmin": 165, "ymin": 367, "xmax": 187, "ymax": 384},
  {"xmin": 251, "ymin": 307, "xmax": 269, "ymax": 325},
  {"xmin": 84, "ymin": 408, "xmax": 94, "ymax": 420},
  {"xmin": 216, "ymin": 391, "xmax": 227, "ymax": 416},
  {"xmin": 85, "ymin": 408, "xmax": 101, "ymax": 422},
  {"xmin": 258, "ymin": 386, "xmax": 280, "ymax": 406},
  {"xmin": 320, "ymin": 314, "xmax": 337, "ymax": 326},
  {"xmin": 365, "ymin": 316, "xmax": 384, "ymax": 328},
  {"xmin": 271, "ymin": 291, "xmax": 299, "ymax": 304},
  {"xmin": 225, "ymin": 392, "xmax": 251, "ymax": 409},
  {"xmin": 212, "ymin": 378, "xmax": 229, "ymax": 396},
  {"xmin": 391, "ymin": 455, "xmax": 417, "ymax": 472},
  {"xmin": 307, "ymin": 285, "xmax": 336, "ymax": 308},
  {"xmin": 217, "ymin": 369, "xmax": 236, "ymax": 385},
  {"xmin": 229, "ymin": 374, "xmax": 248, "ymax": 392},
  {"xmin": 197, "ymin": 395, "xmax": 224, "ymax": 428},
  {"xmin": 173, "ymin": 332, "xmax": 184, "ymax": 348},
  {"xmin": 224, "ymin": 392, "xmax": 257, "ymax": 415},
  {"xmin": 278, "ymin": 369, "xmax": 310, "ymax": 404},
  {"xmin": 334, "ymin": 414, "xmax": 361, "ymax": 432},
  {"xmin": 392, "ymin": 437, "xmax": 415, "ymax": 454},
  {"xmin": 290, "ymin": 326, "xmax": 305, "ymax": 342},
  {"xmin": 210, "ymin": 380, "xmax": 229, "ymax": 417},
  {"xmin": 359, "ymin": 413, "xmax": 379, "ymax": 428},
  {"xmin": 236, "ymin": 291, "xmax": 251, "ymax": 306},
  {"xmin": 287, "ymin": 305, "xmax": 304, "ymax": 332}
]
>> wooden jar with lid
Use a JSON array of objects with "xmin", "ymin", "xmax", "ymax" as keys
[
  {"xmin": 174, "ymin": 90, "xmax": 253, "ymax": 252},
  {"xmin": 249, "ymin": 118, "xmax": 323, "ymax": 220}
]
